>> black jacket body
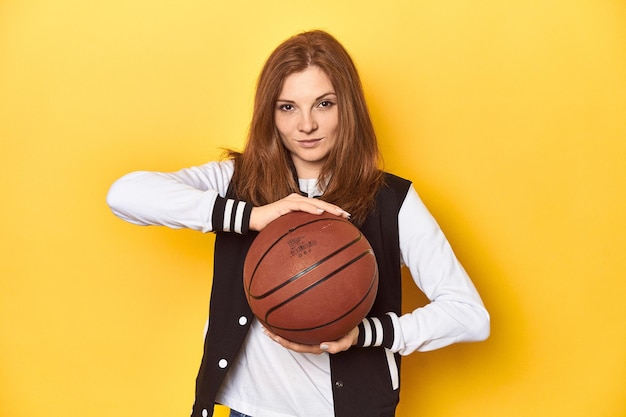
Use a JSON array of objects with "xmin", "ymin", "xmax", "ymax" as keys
[{"xmin": 191, "ymin": 173, "xmax": 411, "ymax": 417}]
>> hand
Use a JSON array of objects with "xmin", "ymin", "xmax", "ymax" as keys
[
  {"xmin": 249, "ymin": 193, "xmax": 351, "ymax": 232},
  {"xmin": 263, "ymin": 327, "xmax": 359, "ymax": 355}
]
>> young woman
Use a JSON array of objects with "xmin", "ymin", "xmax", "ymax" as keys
[{"xmin": 107, "ymin": 30, "xmax": 490, "ymax": 417}]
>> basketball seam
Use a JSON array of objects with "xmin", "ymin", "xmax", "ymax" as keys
[
  {"xmin": 264, "ymin": 250, "xmax": 378, "ymax": 331},
  {"xmin": 248, "ymin": 218, "xmax": 360, "ymax": 299}
]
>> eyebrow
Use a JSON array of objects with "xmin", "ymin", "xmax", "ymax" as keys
[{"xmin": 276, "ymin": 92, "xmax": 337, "ymax": 103}]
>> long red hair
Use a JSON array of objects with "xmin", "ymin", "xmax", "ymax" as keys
[{"xmin": 228, "ymin": 30, "xmax": 383, "ymax": 224}]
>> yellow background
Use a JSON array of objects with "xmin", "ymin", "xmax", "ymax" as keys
[{"xmin": 1, "ymin": 0, "xmax": 625, "ymax": 416}]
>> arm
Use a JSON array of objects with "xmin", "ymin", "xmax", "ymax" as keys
[
  {"xmin": 106, "ymin": 160, "xmax": 253, "ymax": 233},
  {"xmin": 360, "ymin": 185, "xmax": 490, "ymax": 355},
  {"xmin": 107, "ymin": 160, "xmax": 350, "ymax": 233},
  {"xmin": 265, "ymin": 185, "xmax": 489, "ymax": 356}
]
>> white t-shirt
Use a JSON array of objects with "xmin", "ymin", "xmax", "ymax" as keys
[
  {"xmin": 215, "ymin": 179, "xmax": 334, "ymax": 417},
  {"xmin": 216, "ymin": 319, "xmax": 334, "ymax": 417}
]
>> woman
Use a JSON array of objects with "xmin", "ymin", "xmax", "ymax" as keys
[{"xmin": 107, "ymin": 30, "xmax": 490, "ymax": 417}]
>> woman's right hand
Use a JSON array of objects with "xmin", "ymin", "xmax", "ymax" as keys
[{"xmin": 249, "ymin": 193, "xmax": 350, "ymax": 232}]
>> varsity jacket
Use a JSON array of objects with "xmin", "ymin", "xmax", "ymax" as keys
[
  {"xmin": 106, "ymin": 161, "xmax": 490, "ymax": 417},
  {"xmin": 191, "ymin": 173, "xmax": 411, "ymax": 417}
]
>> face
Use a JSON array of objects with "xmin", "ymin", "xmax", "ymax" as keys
[{"xmin": 275, "ymin": 66, "xmax": 339, "ymax": 179}]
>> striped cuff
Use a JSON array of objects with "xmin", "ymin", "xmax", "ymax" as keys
[
  {"xmin": 211, "ymin": 197, "xmax": 252, "ymax": 234},
  {"xmin": 356, "ymin": 314, "xmax": 395, "ymax": 349}
]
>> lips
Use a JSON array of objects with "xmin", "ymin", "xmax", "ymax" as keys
[{"xmin": 296, "ymin": 138, "xmax": 323, "ymax": 148}]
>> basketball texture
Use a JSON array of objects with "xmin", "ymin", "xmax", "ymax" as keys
[{"xmin": 243, "ymin": 211, "xmax": 378, "ymax": 345}]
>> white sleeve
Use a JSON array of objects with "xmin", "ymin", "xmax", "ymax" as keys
[
  {"xmin": 390, "ymin": 185, "xmax": 490, "ymax": 355},
  {"xmin": 106, "ymin": 160, "xmax": 251, "ymax": 234}
]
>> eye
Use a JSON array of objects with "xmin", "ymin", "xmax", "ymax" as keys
[
  {"xmin": 278, "ymin": 103, "xmax": 295, "ymax": 112},
  {"xmin": 318, "ymin": 100, "xmax": 335, "ymax": 108}
]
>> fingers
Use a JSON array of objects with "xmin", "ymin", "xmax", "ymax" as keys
[
  {"xmin": 263, "ymin": 328, "xmax": 325, "ymax": 354},
  {"xmin": 283, "ymin": 193, "xmax": 351, "ymax": 219},
  {"xmin": 319, "ymin": 328, "xmax": 359, "ymax": 354},
  {"xmin": 249, "ymin": 194, "xmax": 351, "ymax": 231},
  {"xmin": 263, "ymin": 327, "xmax": 357, "ymax": 355}
]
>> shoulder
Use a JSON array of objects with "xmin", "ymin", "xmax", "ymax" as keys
[
  {"xmin": 379, "ymin": 171, "xmax": 413, "ymax": 205},
  {"xmin": 382, "ymin": 171, "xmax": 411, "ymax": 187}
]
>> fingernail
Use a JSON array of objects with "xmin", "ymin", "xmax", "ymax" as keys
[{"xmin": 320, "ymin": 344, "xmax": 329, "ymax": 351}]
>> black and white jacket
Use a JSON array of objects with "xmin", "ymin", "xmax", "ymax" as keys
[{"xmin": 106, "ymin": 161, "xmax": 490, "ymax": 417}]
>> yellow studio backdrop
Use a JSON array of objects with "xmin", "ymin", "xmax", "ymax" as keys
[{"xmin": 1, "ymin": 0, "xmax": 625, "ymax": 416}]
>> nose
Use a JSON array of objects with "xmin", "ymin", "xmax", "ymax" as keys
[{"xmin": 297, "ymin": 111, "xmax": 318, "ymax": 134}]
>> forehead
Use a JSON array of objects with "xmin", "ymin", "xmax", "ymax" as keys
[{"xmin": 279, "ymin": 66, "xmax": 334, "ymax": 98}]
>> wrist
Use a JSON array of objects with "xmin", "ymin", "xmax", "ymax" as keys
[
  {"xmin": 212, "ymin": 197, "xmax": 252, "ymax": 234},
  {"xmin": 355, "ymin": 314, "xmax": 395, "ymax": 349},
  {"xmin": 249, "ymin": 207, "xmax": 261, "ymax": 232}
]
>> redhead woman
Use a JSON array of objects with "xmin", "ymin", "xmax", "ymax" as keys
[{"xmin": 107, "ymin": 30, "xmax": 490, "ymax": 417}]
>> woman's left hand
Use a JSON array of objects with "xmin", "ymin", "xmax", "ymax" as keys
[{"xmin": 263, "ymin": 327, "xmax": 359, "ymax": 355}]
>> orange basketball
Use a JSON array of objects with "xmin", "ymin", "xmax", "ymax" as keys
[{"xmin": 243, "ymin": 211, "xmax": 378, "ymax": 345}]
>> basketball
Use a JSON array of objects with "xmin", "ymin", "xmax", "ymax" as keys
[{"xmin": 243, "ymin": 211, "xmax": 378, "ymax": 345}]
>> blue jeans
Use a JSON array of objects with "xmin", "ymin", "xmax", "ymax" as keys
[{"xmin": 229, "ymin": 410, "xmax": 252, "ymax": 417}]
